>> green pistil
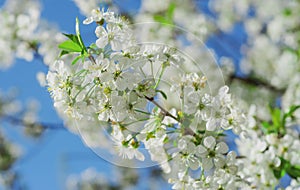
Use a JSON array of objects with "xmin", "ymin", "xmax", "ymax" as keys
[
  {"xmin": 131, "ymin": 140, "xmax": 139, "ymax": 149},
  {"xmin": 122, "ymin": 140, "xmax": 129, "ymax": 147},
  {"xmin": 104, "ymin": 102, "xmax": 112, "ymax": 110},
  {"xmin": 108, "ymin": 33, "xmax": 114, "ymax": 40},
  {"xmin": 228, "ymin": 118, "xmax": 234, "ymax": 125},
  {"xmin": 114, "ymin": 70, "xmax": 122, "ymax": 80},
  {"xmin": 208, "ymin": 151, "xmax": 215, "ymax": 158},
  {"xmin": 199, "ymin": 103, "xmax": 205, "ymax": 110},
  {"xmin": 103, "ymin": 87, "xmax": 112, "ymax": 95}
]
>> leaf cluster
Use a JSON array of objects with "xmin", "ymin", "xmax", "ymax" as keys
[{"xmin": 58, "ymin": 18, "xmax": 90, "ymax": 65}]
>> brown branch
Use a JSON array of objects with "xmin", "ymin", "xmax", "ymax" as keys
[
  {"xmin": 229, "ymin": 74, "xmax": 285, "ymax": 94},
  {"xmin": 144, "ymin": 96, "xmax": 178, "ymax": 121},
  {"xmin": 2, "ymin": 115, "xmax": 66, "ymax": 130},
  {"xmin": 88, "ymin": 54, "xmax": 97, "ymax": 65}
]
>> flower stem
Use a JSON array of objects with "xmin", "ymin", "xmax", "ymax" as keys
[
  {"xmin": 88, "ymin": 54, "xmax": 97, "ymax": 64},
  {"xmin": 154, "ymin": 66, "xmax": 165, "ymax": 89}
]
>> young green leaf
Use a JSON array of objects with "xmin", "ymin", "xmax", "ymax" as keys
[
  {"xmin": 272, "ymin": 157, "xmax": 287, "ymax": 179},
  {"xmin": 167, "ymin": 3, "xmax": 176, "ymax": 19},
  {"xmin": 261, "ymin": 121, "xmax": 271, "ymax": 129},
  {"xmin": 273, "ymin": 168, "xmax": 286, "ymax": 179},
  {"xmin": 72, "ymin": 55, "xmax": 83, "ymax": 65},
  {"xmin": 59, "ymin": 50, "xmax": 70, "ymax": 57},
  {"xmin": 271, "ymin": 108, "xmax": 281, "ymax": 128},
  {"xmin": 58, "ymin": 40, "xmax": 82, "ymax": 52},
  {"xmin": 153, "ymin": 15, "xmax": 172, "ymax": 25},
  {"xmin": 156, "ymin": 89, "xmax": 168, "ymax": 100},
  {"xmin": 286, "ymin": 164, "xmax": 300, "ymax": 179},
  {"xmin": 63, "ymin": 33, "xmax": 80, "ymax": 45},
  {"xmin": 283, "ymin": 105, "xmax": 300, "ymax": 121},
  {"xmin": 75, "ymin": 17, "xmax": 87, "ymax": 53}
]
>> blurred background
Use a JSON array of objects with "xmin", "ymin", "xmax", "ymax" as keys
[{"xmin": 1, "ymin": 0, "xmax": 298, "ymax": 189}]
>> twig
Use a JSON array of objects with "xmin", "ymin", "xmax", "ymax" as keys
[
  {"xmin": 88, "ymin": 54, "xmax": 97, "ymax": 65},
  {"xmin": 2, "ymin": 115, "xmax": 66, "ymax": 130},
  {"xmin": 144, "ymin": 96, "xmax": 178, "ymax": 121},
  {"xmin": 229, "ymin": 74, "xmax": 285, "ymax": 94}
]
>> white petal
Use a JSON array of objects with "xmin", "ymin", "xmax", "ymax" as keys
[
  {"xmin": 188, "ymin": 156, "xmax": 200, "ymax": 170},
  {"xmin": 206, "ymin": 119, "xmax": 217, "ymax": 131},
  {"xmin": 214, "ymin": 155, "xmax": 226, "ymax": 168},
  {"xmin": 202, "ymin": 158, "xmax": 213, "ymax": 170},
  {"xmin": 95, "ymin": 26, "xmax": 107, "ymax": 38},
  {"xmin": 215, "ymin": 142, "xmax": 229, "ymax": 154},
  {"xmin": 219, "ymin": 85, "xmax": 229, "ymax": 96},
  {"xmin": 83, "ymin": 17, "xmax": 93, "ymax": 24},
  {"xmin": 161, "ymin": 162, "xmax": 171, "ymax": 173},
  {"xmin": 178, "ymin": 139, "xmax": 187, "ymax": 150},
  {"xmin": 126, "ymin": 150, "xmax": 134, "ymax": 159},
  {"xmin": 134, "ymin": 150, "xmax": 145, "ymax": 161},
  {"xmin": 196, "ymin": 145, "xmax": 208, "ymax": 157},
  {"xmin": 186, "ymin": 142, "xmax": 196, "ymax": 154},
  {"xmin": 111, "ymin": 39, "xmax": 123, "ymax": 51},
  {"xmin": 96, "ymin": 37, "xmax": 108, "ymax": 49},
  {"xmin": 274, "ymin": 157, "xmax": 281, "ymax": 167},
  {"xmin": 203, "ymin": 136, "xmax": 216, "ymax": 149}
]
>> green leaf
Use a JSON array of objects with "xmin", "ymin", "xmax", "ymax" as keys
[
  {"xmin": 156, "ymin": 89, "xmax": 168, "ymax": 100},
  {"xmin": 280, "ymin": 105, "xmax": 300, "ymax": 133},
  {"xmin": 75, "ymin": 17, "xmax": 87, "ymax": 52},
  {"xmin": 217, "ymin": 133, "xmax": 227, "ymax": 137},
  {"xmin": 273, "ymin": 157, "xmax": 300, "ymax": 180},
  {"xmin": 146, "ymin": 132, "xmax": 155, "ymax": 141},
  {"xmin": 163, "ymin": 136, "xmax": 169, "ymax": 143},
  {"xmin": 81, "ymin": 54, "xmax": 86, "ymax": 62},
  {"xmin": 297, "ymin": 49, "xmax": 300, "ymax": 59},
  {"xmin": 153, "ymin": 3, "xmax": 175, "ymax": 26},
  {"xmin": 261, "ymin": 121, "xmax": 275, "ymax": 134},
  {"xmin": 72, "ymin": 55, "xmax": 83, "ymax": 65},
  {"xmin": 286, "ymin": 164, "xmax": 300, "ymax": 179},
  {"xmin": 167, "ymin": 3, "xmax": 176, "ymax": 19},
  {"xmin": 271, "ymin": 108, "xmax": 281, "ymax": 128},
  {"xmin": 63, "ymin": 33, "xmax": 80, "ymax": 45},
  {"xmin": 59, "ymin": 50, "xmax": 70, "ymax": 57},
  {"xmin": 58, "ymin": 40, "xmax": 82, "ymax": 52},
  {"xmin": 153, "ymin": 15, "xmax": 172, "ymax": 25},
  {"xmin": 89, "ymin": 43, "xmax": 98, "ymax": 50},
  {"xmin": 262, "ymin": 121, "xmax": 271, "ymax": 129},
  {"xmin": 273, "ymin": 168, "xmax": 286, "ymax": 179},
  {"xmin": 272, "ymin": 157, "xmax": 287, "ymax": 179},
  {"xmin": 173, "ymin": 140, "xmax": 177, "ymax": 147},
  {"xmin": 284, "ymin": 105, "xmax": 300, "ymax": 119},
  {"xmin": 283, "ymin": 8, "xmax": 292, "ymax": 16}
]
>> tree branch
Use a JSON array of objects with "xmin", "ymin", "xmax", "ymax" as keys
[
  {"xmin": 2, "ymin": 115, "xmax": 66, "ymax": 130},
  {"xmin": 144, "ymin": 96, "xmax": 178, "ymax": 121},
  {"xmin": 229, "ymin": 74, "xmax": 285, "ymax": 94}
]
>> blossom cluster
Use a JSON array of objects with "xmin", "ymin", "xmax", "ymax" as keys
[
  {"xmin": 135, "ymin": 0, "xmax": 214, "ymax": 44},
  {"xmin": 66, "ymin": 167, "xmax": 140, "ymax": 190},
  {"xmin": 211, "ymin": 0, "xmax": 300, "ymax": 105},
  {"xmin": 0, "ymin": 0, "xmax": 65, "ymax": 69},
  {"xmin": 0, "ymin": 0, "xmax": 40, "ymax": 68},
  {"xmin": 235, "ymin": 105, "xmax": 300, "ymax": 189},
  {"xmin": 208, "ymin": 1, "xmax": 300, "ymax": 188},
  {"xmin": 46, "ymin": 8, "xmax": 249, "ymax": 189}
]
